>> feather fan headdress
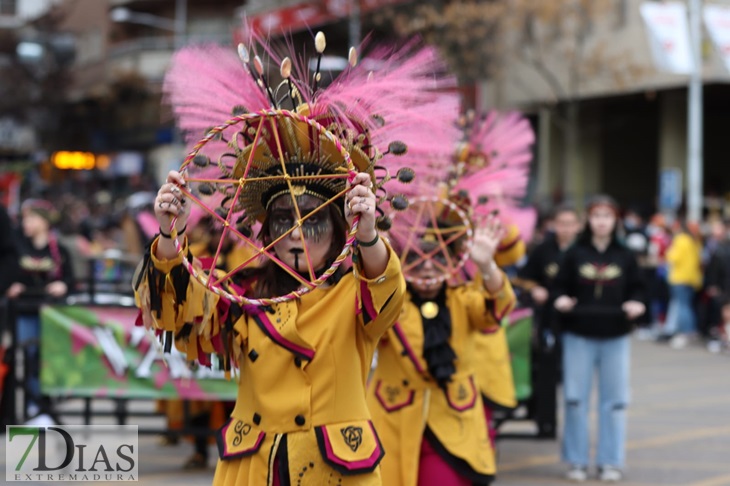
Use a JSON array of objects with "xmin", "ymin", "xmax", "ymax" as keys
[
  {"xmin": 387, "ymin": 109, "xmax": 535, "ymax": 283},
  {"xmin": 163, "ymin": 35, "xmax": 459, "ymax": 235}
]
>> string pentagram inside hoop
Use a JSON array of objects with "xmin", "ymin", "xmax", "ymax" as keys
[
  {"xmin": 167, "ymin": 109, "xmax": 360, "ymax": 306},
  {"xmin": 388, "ymin": 196, "xmax": 474, "ymax": 286}
]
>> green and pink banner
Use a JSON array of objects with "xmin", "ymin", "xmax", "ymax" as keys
[{"xmin": 40, "ymin": 305, "xmax": 238, "ymax": 400}]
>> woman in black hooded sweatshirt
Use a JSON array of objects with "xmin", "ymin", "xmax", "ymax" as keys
[{"xmin": 552, "ymin": 195, "xmax": 645, "ymax": 483}]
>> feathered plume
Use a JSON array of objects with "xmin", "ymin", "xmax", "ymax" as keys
[
  {"xmin": 453, "ymin": 110, "xmax": 536, "ymax": 240},
  {"xmin": 163, "ymin": 44, "xmax": 270, "ymax": 144},
  {"xmin": 163, "ymin": 36, "xmax": 459, "ymax": 233}
]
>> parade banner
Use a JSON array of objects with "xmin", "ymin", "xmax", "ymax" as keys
[
  {"xmin": 704, "ymin": 4, "xmax": 730, "ymax": 73},
  {"xmin": 640, "ymin": 1, "xmax": 694, "ymax": 74},
  {"xmin": 506, "ymin": 308, "xmax": 532, "ymax": 401},
  {"xmin": 40, "ymin": 305, "xmax": 238, "ymax": 400}
]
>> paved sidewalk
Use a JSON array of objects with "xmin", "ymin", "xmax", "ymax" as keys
[{"xmin": 2, "ymin": 337, "xmax": 729, "ymax": 485}]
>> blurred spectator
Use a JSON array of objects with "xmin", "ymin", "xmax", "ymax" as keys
[
  {"xmin": 665, "ymin": 220, "xmax": 703, "ymax": 349},
  {"xmin": 553, "ymin": 195, "xmax": 645, "ymax": 483},
  {"xmin": 7, "ymin": 199, "xmax": 74, "ymax": 418},
  {"xmin": 646, "ymin": 214, "xmax": 672, "ymax": 336},
  {"xmin": 622, "ymin": 208, "xmax": 649, "ymax": 259},
  {"xmin": 518, "ymin": 203, "xmax": 581, "ymax": 353},
  {"xmin": 622, "ymin": 209, "xmax": 653, "ymax": 339},
  {"xmin": 704, "ymin": 219, "xmax": 730, "ymax": 341}
]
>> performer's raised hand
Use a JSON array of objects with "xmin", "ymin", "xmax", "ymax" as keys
[
  {"xmin": 345, "ymin": 172, "xmax": 387, "ymax": 278},
  {"xmin": 155, "ymin": 170, "xmax": 190, "ymax": 234},
  {"xmin": 471, "ymin": 215, "xmax": 504, "ymax": 276},
  {"xmin": 345, "ymin": 172, "xmax": 377, "ymax": 243}
]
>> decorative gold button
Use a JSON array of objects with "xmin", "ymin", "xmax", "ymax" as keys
[{"xmin": 420, "ymin": 301, "xmax": 439, "ymax": 319}]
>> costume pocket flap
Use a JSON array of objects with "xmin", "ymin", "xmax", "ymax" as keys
[
  {"xmin": 374, "ymin": 379, "xmax": 415, "ymax": 412},
  {"xmin": 445, "ymin": 376, "xmax": 478, "ymax": 412},
  {"xmin": 315, "ymin": 420, "xmax": 385, "ymax": 475},
  {"xmin": 216, "ymin": 417, "xmax": 266, "ymax": 461}
]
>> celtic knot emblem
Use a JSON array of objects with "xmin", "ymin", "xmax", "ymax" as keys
[
  {"xmin": 385, "ymin": 385, "xmax": 400, "ymax": 403},
  {"xmin": 340, "ymin": 426, "xmax": 363, "ymax": 452}
]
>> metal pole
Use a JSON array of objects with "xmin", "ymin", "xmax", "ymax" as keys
[
  {"xmin": 174, "ymin": 0, "xmax": 187, "ymax": 49},
  {"xmin": 349, "ymin": 0, "xmax": 361, "ymax": 47},
  {"xmin": 687, "ymin": 0, "xmax": 703, "ymax": 223}
]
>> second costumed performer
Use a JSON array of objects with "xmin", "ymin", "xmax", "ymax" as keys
[
  {"xmin": 133, "ymin": 34, "xmax": 456, "ymax": 485},
  {"xmin": 366, "ymin": 113, "xmax": 520, "ymax": 485}
]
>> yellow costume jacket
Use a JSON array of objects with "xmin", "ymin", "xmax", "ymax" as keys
[
  {"xmin": 366, "ymin": 274, "xmax": 515, "ymax": 486},
  {"xmin": 472, "ymin": 326, "xmax": 517, "ymax": 411},
  {"xmin": 135, "ymin": 237, "xmax": 405, "ymax": 485}
]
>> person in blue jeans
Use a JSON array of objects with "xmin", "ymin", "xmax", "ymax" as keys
[{"xmin": 553, "ymin": 195, "xmax": 645, "ymax": 483}]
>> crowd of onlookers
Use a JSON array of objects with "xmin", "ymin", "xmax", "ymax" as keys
[{"xmin": 528, "ymin": 204, "xmax": 730, "ymax": 354}]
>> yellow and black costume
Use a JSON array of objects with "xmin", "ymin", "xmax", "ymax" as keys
[
  {"xmin": 137, "ymin": 236, "xmax": 403, "ymax": 484},
  {"xmin": 367, "ymin": 273, "xmax": 515, "ymax": 485}
]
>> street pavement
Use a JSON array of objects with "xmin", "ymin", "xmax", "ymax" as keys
[{"xmin": 2, "ymin": 336, "xmax": 729, "ymax": 485}]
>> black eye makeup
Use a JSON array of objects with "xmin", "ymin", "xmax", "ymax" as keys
[
  {"xmin": 268, "ymin": 206, "xmax": 332, "ymax": 243},
  {"xmin": 404, "ymin": 251, "xmax": 448, "ymax": 270}
]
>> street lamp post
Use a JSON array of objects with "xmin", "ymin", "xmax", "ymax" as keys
[{"xmin": 687, "ymin": 0, "xmax": 703, "ymax": 223}]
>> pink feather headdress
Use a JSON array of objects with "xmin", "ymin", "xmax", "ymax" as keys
[
  {"xmin": 453, "ymin": 110, "xmax": 537, "ymax": 242},
  {"xmin": 162, "ymin": 34, "xmax": 459, "ymax": 233},
  {"xmin": 385, "ymin": 109, "xmax": 536, "ymax": 281}
]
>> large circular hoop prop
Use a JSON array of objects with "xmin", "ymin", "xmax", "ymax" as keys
[
  {"xmin": 167, "ymin": 109, "xmax": 359, "ymax": 306},
  {"xmin": 388, "ymin": 196, "xmax": 473, "ymax": 286}
]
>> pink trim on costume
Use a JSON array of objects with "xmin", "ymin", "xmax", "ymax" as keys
[
  {"xmin": 320, "ymin": 421, "xmax": 383, "ymax": 471},
  {"xmin": 247, "ymin": 305, "xmax": 315, "ymax": 360},
  {"xmin": 507, "ymin": 307, "xmax": 533, "ymax": 323},
  {"xmin": 219, "ymin": 420, "xmax": 265, "ymax": 458},
  {"xmin": 359, "ymin": 281, "xmax": 378, "ymax": 322},
  {"xmin": 478, "ymin": 326, "xmax": 501, "ymax": 336},
  {"xmin": 446, "ymin": 376, "xmax": 477, "ymax": 412},
  {"xmin": 374, "ymin": 380, "xmax": 415, "ymax": 412},
  {"xmin": 392, "ymin": 322, "xmax": 426, "ymax": 373},
  {"xmin": 486, "ymin": 291, "xmax": 515, "ymax": 324},
  {"xmin": 494, "ymin": 295, "xmax": 515, "ymax": 322}
]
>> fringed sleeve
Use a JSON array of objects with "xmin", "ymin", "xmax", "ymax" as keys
[
  {"xmin": 133, "ymin": 236, "xmax": 245, "ymax": 374},
  {"xmin": 462, "ymin": 270, "xmax": 517, "ymax": 330},
  {"xmin": 354, "ymin": 240, "xmax": 406, "ymax": 340}
]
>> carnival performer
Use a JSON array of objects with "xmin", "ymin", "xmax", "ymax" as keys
[
  {"xmin": 553, "ymin": 195, "xmax": 645, "ymax": 483},
  {"xmin": 367, "ymin": 110, "xmax": 533, "ymax": 485},
  {"xmin": 368, "ymin": 211, "xmax": 514, "ymax": 486},
  {"xmin": 133, "ymin": 34, "xmax": 457, "ymax": 485}
]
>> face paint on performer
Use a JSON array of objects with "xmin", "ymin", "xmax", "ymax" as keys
[
  {"xmin": 405, "ymin": 241, "xmax": 450, "ymax": 299},
  {"xmin": 268, "ymin": 194, "xmax": 334, "ymax": 273}
]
